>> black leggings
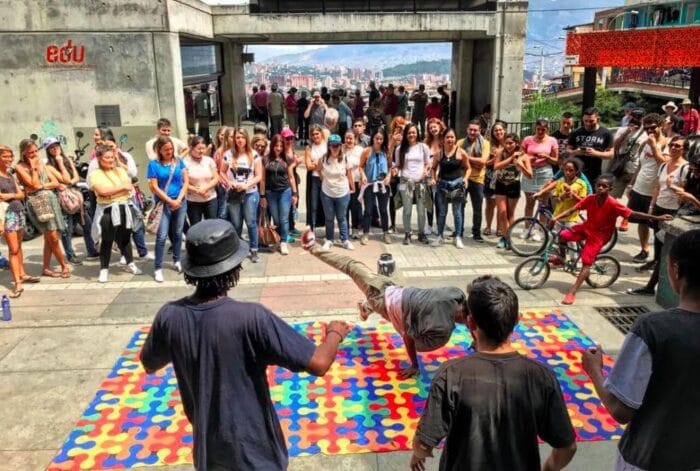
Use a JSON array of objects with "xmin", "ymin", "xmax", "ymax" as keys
[{"xmin": 100, "ymin": 205, "xmax": 133, "ymax": 269}]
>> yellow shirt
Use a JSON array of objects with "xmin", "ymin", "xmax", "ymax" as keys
[
  {"xmin": 552, "ymin": 178, "xmax": 587, "ymax": 222},
  {"xmin": 457, "ymin": 137, "xmax": 490, "ymax": 184},
  {"xmin": 88, "ymin": 167, "xmax": 132, "ymax": 205}
]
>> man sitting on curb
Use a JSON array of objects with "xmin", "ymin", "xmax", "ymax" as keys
[
  {"xmin": 141, "ymin": 220, "xmax": 351, "ymax": 471},
  {"xmin": 301, "ymin": 227, "xmax": 466, "ymax": 379}
]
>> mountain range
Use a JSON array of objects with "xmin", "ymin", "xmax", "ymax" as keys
[{"xmin": 261, "ymin": 43, "xmax": 451, "ymax": 69}]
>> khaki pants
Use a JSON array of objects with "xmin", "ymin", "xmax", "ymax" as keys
[
  {"xmin": 612, "ymin": 172, "xmax": 633, "ymax": 199},
  {"xmin": 310, "ymin": 247, "xmax": 394, "ymax": 315}
]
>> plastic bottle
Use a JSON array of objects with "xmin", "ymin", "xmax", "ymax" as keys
[{"xmin": 2, "ymin": 294, "xmax": 11, "ymax": 321}]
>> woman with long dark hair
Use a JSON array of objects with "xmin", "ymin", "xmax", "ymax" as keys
[
  {"xmin": 494, "ymin": 134, "xmax": 532, "ymax": 249},
  {"xmin": 15, "ymin": 139, "xmax": 70, "ymax": 278},
  {"xmin": 148, "ymin": 136, "xmax": 189, "ymax": 281},
  {"xmin": 185, "ymin": 135, "xmax": 219, "ymax": 225},
  {"xmin": 358, "ymin": 128, "xmax": 392, "ymax": 245},
  {"xmin": 485, "ymin": 122, "xmax": 507, "ymax": 236},
  {"xmin": 395, "ymin": 123, "xmax": 432, "ymax": 245},
  {"xmin": 260, "ymin": 133, "xmax": 298, "ymax": 255}
]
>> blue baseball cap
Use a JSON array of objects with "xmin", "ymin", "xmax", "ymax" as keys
[{"xmin": 328, "ymin": 134, "xmax": 342, "ymax": 145}]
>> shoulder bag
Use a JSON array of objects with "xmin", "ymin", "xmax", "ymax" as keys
[
  {"xmin": 26, "ymin": 168, "xmax": 55, "ymax": 223},
  {"xmin": 146, "ymin": 163, "xmax": 176, "ymax": 235},
  {"xmin": 257, "ymin": 210, "xmax": 281, "ymax": 247}
]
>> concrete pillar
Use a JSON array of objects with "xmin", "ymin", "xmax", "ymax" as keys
[
  {"xmin": 690, "ymin": 67, "xmax": 700, "ymax": 105},
  {"xmin": 152, "ymin": 33, "xmax": 188, "ymax": 138},
  {"xmin": 452, "ymin": 40, "xmax": 473, "ymax": 133},
  {"xmin": 491, "ymin": 1, "xmax": 527, "ymax": 125},
  {"xmin": 472, "ymin": 39, "xmax": 494, "ymax": 125},
  {"xmin": 221, "ymin": 41, "xmax": 247, "ymax": 127}
]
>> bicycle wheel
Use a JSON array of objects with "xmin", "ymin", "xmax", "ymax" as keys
[
  {"xmin": 600, "ymin": 228, "xmax": 618, "ymax": 254},
  {"xmin": 507, "ymin": 218, "xmax": 549, "ymax": 257},
  {"xmin": 585, "ymin": 255, "xmax": 621, "ymax": 288},
  {"xmin": 514, "ymin": 257, "xmax": 551, "ymax": 290}
]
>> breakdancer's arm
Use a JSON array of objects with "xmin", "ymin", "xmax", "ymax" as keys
[{"xmin": 399, "ymin": 335, "xmax": 420, "ymax": 379}]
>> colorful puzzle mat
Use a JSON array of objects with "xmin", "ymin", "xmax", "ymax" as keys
[{"xmin": 49, "ymin": 310, "xmax": 623, "ymax": 470}]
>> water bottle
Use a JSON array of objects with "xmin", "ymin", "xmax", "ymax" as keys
[{"xmin": 2, "ymin": 294, "xmax": 11, "ymax": 321}]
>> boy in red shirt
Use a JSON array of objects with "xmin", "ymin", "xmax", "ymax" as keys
[{"xmin": 550, "ymin": 175, "xmax": 671, "ymax": 305}]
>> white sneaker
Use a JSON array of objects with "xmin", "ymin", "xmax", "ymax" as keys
[
  {"xmin": 173, "ymin": 261, "xmax": 182, "ymax": 273},
  {"xmin": 531, "ymin": 231, "xmax": 543, "ymax": 243},
  {"xmin": 519, "ymin": 228, "xmax": 530, "ymax": 240},
  {"xmin": 139, "ymin": 252, "xmax": 155, "ymax": 261},
  {"xmin": 127, "ymin": 262, "xmax": 142, "ymax": 275},
  {"xmin": 322, "ymin": 240, "xmax": 334, "ymax": 251},
  {"xmin": 431, "ymin": 236, "xmax": 444, "ymax": 247},
  {"xmin": 342, "ymin": 240, "xmax": 355, "ymax": 250},
  {"xmin": 425, "ymin": 225, "xmax": 433, "ymax": 235},
  {"xmin": 455, "ymin": 237, "xmax": 464, "ymax": 249},
  {"xmin": 98, "ymin": 269, "xmax": 109, "ymax": 283},
  {"xmin": 119, "ymin": 256, "xmax": 127, "ymax": 266},
  {"xmin": 154, "ymin": 269, "xmax": 164, "ymax": 283},
  {"xmin": 280, "ymin": 242, "xmax": 289, "ymax": 255}
]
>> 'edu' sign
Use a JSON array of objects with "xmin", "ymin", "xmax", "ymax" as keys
[{"xmin": 45, "ymin": 40, "xmax": 85, "ymax": 64}]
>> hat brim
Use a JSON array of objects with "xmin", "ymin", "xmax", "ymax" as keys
[
  {"xmin": 662, "ymin": 104, "xmax": 678, "ymax": 112},
  {"xmin": 181, "ymin": 239, "xmax": 250, "ymax": 278}
]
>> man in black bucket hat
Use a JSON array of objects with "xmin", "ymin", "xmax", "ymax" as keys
[
  {"xmin": 140, "ymin": 219, "xmax": 351, "ymax": 471},
  {"xmin": 301, "ymin": 227, "xmax": 467, "ymax": 379}
]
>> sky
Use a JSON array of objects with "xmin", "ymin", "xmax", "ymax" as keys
[{"xmin": 200, "ymin": 0, "xmax": 626, "ymax": 69}]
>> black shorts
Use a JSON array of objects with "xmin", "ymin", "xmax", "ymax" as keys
[
  {"xmin": 650, "ymin": 204, "xmax": 676, "ymax": 231},
  {"xmin": 494, "ymin": 181, "xmax": 521, "ymax": 199},
  {"xmin": 627, "ymin": 190, "xmax": 652, "ymax": 224}
]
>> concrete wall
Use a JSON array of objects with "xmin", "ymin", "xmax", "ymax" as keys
[{"xmin": 472, "ymin": 39, "xmax": 494, "ymax": 122}]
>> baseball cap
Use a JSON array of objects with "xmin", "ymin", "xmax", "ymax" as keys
[
  {"xmin": 280, "ymin": 128, "xmax": 295, "ymax": 139},
  {"xmin": 42, "ymin": 137, "xmax": 60, "ymax": 149},
  {"xmin": 328, "ymin": 134, "xmax": 342, "ymax": 145},
  {"xmin": 623, "ymin": 102, "xmax": 636, "ymax": 110}
]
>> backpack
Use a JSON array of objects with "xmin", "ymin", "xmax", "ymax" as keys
[{"xmin": 58, "ymin": 187, "xmax": 84, "ymax": 215}]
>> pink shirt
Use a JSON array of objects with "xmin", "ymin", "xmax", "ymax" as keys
[
  {"xmin": 522, "ymin": 135, "xmax": 558, "ymax": 168},
  {"xmin": 384, "ymin": 286, "xmax": 405, "ymax": 336},
  {"xmin": 185, "ymin": 155, "xmax": 217, "ymax": 202}
]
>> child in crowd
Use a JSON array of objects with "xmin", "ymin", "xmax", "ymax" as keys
[
  {"xmin": 550, "ymin": 174, "xmax": 672, "ymax": 305},
  {"xmin": 534, "ymin": 157, "xmax": 588, "ymax": 224},
  {"xmin": 301, "ymin": 227, "xmax": 466, "ymax": 379}
]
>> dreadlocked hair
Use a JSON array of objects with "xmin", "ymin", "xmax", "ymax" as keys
[{"xmin": 184, "ymin": 264, "xmax": 243, "ymax": 299}]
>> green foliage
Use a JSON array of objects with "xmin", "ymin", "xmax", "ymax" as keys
[
  {"xmin": 521, "ymin": 94, "xmax": 576, "ymax": 122},
  {"xmin": 382, "ymin": 60, "xmax": 451, "ymax": 77},
  {"xmin": 593, "ymin": 87, "xmax": 624, "ymax": 127}
]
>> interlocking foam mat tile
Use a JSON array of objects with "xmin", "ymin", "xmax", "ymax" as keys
[{"xmin": 49, "ymin": 309, "xmax": 622, "ymax": 470}]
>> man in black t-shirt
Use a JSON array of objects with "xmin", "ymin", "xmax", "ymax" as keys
[
  {"xmin": 550, "ymin": 111, "xmax": 575, "ymax": 173},
  {"xmin": 141, "ymin": 220, "xmax": 351, "ymax": 471},
  {"xmin": 583, "ymin": 230, "xmax": 700, "ymax": 470},
  {"xmin": 411, "ymin": 276, "xmax": 576, "ymax": 471},
  {"xmin": 567, "ymin": 107, "xmax": 614, "ymax": 183}
]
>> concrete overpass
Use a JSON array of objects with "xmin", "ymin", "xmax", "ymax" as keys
[
  {"xmin": 532, "ymin": 81, "xmax": 690, "ymax": 102},
  {"xmin": 0, "ymin": 0, "xmax": 527, "ymax": 158}
]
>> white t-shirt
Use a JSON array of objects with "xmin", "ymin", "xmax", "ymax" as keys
[
  {"xmin": 655, "ymin": 162, "xmax": 688, "ymax": 210},
  {"xmin": 321, "ymin": 156, "xmax": 350, "ymax": 198},
  {"xmin": 309, "ymin": 143, "xmax": 327, "ymax": 177},
  {"xmin": 632, "ymin": 142, "xmax": 668, "ymax": 197},
  {"xmin": 343, "ymin": 145, "xmax": 363, "ymax": 182},
  {"xmin": 226, "ymin": 152, "xmax": 259, "ymax": 194},
  {"xmin": 396, "ymin": 143, "xmax": 431, "ymax": 181}
]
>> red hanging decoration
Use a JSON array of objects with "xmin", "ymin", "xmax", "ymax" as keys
[{"xmin": 566, "ymin": 26, "xmax": 700, "ymax": 67}]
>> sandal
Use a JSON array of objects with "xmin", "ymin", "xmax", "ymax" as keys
[
  {"xmin": 9, "ymin": 287, "xmax": 24, "ymax": 299},
  {"xmin": 42, "ymin": 269, "xmax": 62, "ymax": 278},
  {"xmin": 483, "ymin": 228, "xmax": 491, "ymax": 236},
  {"xmin": 21, "ymin": 275, "xmax": 40, "ymax": 283},
  {"xmin": 60, "ymin": 267, "xmax": 71, "ymax": 279}
]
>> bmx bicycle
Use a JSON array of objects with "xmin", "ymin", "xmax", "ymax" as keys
[
  {"xmin": 514, "ymin": 227, "xmax": 621, "ymax": 290},
  {"xmin": 507, "ymin": 201, "xmax": 618, "ymax": 257}
]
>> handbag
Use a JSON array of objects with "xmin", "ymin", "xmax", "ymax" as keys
[
  {"xmin": 257, "ymin": 210, "xmax": 281, "ymax": 247},
  {"xmin": 58, "ymin": 187, "xmax": 84, "ymax": 215},
  {"xmin": 146, "ymin": 162, "xmax": 176, "ymax": 235},
  {"xmin": 27, "ymin": 190, "xmax": 55, "ymax": 223}
]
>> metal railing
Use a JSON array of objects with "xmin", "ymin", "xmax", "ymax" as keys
[{"xmin": 249, "ymin": 0, "xmax": 497, "ymax": 14}]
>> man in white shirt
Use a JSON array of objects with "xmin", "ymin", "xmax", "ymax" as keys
[{"xmin": 145, "ymin": 118, "xmax": 187, "ymax": 160}]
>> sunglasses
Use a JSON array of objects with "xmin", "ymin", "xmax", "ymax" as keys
[
  {"xmin": 669, "ymin": 143, "xmax": 684, "ymax": 149},
  {"xmin": 644, "ymin": 125, "xmax": 658, "ymax": 131},
  {"xmin": 284, "ymin": 137, "xmax": 294, "ymax": 141}
]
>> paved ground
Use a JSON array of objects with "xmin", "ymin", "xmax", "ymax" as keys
[{"xmin": 0, "ymin": 181, "xmax": 661, "ymax": 471}]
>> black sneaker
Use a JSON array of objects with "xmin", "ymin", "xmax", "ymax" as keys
[
  {"xmin": 403, "ymin": 233, "xmax": 411, "ymax": 245},
  {"xmin": 67, "ymin": 255, "xmax": 83, "ymax": 266},
  {"xmin": 85, "ymin": 253, "xmax": 100, "ymax": 261},
  {"xmin": 627, "ymin": 286, "xmax": 655, "ymax": 296},
  {"xmin": 473, "ymin": 235, "xmax": 485, "ymax": 243},
  {"xmin": 632, "ymin": 250, "xmax": 649, "ymax": 263},
  {"xmin": 635, "ymin": 260, "xmax": 657, "ymax": 273},
  {"xmin": 418, "ymin": 234, "xmax": 429, "ymax": 244}
]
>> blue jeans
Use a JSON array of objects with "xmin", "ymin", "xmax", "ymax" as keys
[
  {"xmin": 228, "ymin": 192, "xmax": 259, "ymax": 251},
  {"xmin": 464, "ymin": 180, "xmax": 483, "ymax": 237},
  {"xmin": 155, "ymin": 200, "xmax": 187, "ymax": 269},
  {"xmin": 362, "ymin": 185, "xmax": 389, "ymax": 233},
  {"xmin": 436, "ymin": 179, "xmax": 465, "ymax": 237},
  {"xmin": 321, "ymin": 192, "xmax": 350, "ymax": 242},
  {"xmin": 132, "ymin": 225, "xmax": 148, "ymax": 257},
  {"xmin": 267, "ymin": 187, "xmax": 292, "ymax": 242},
  {"xmin": 216, "ymin": 185, "xmax": 228, "ymax": 219},
  {"xmin": 60, "ymin": 213, "xmax": 77, "ymax": 258}
]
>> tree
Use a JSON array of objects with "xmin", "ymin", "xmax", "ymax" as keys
[{"xmin": 593, "ymin": 87, "xmax": 623, "ymax": 127}]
